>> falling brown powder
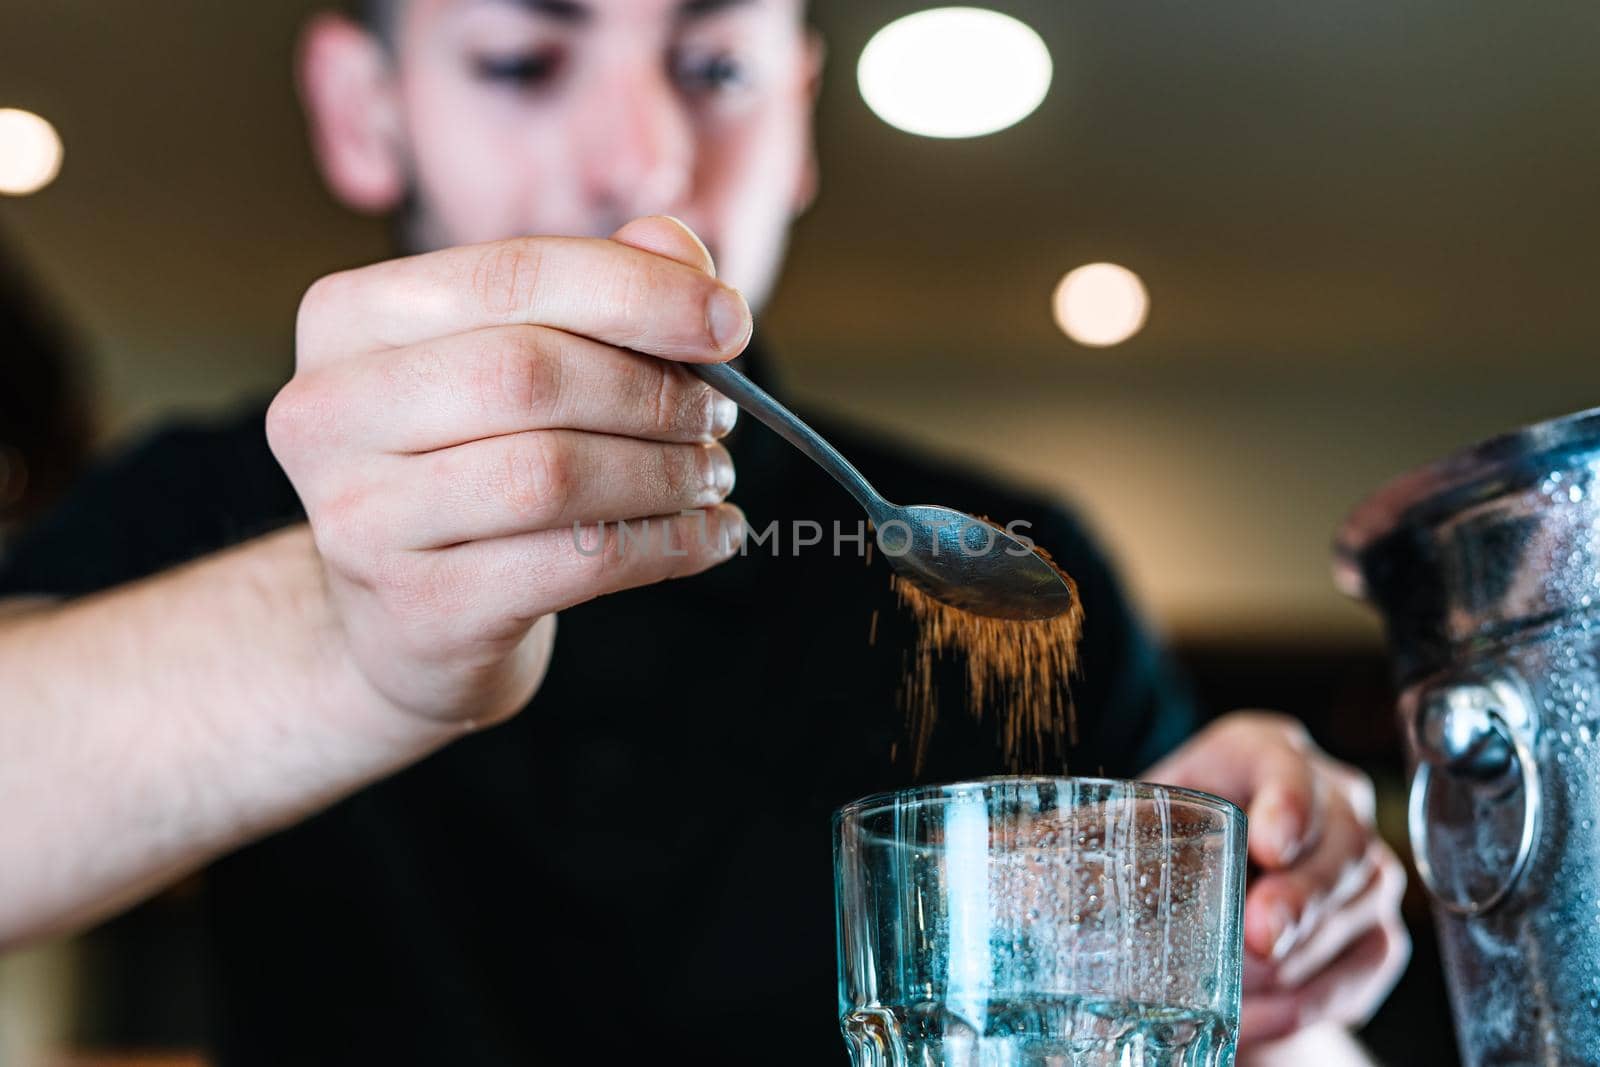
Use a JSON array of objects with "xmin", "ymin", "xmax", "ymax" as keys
[{"xmin": 892, "ymin": 544, "xmax": 1085, "ymax": 775}]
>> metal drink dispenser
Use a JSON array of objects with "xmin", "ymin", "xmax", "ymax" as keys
[{"xmin": 1335, "ymin": 406, "xmax": 1600, "ymax": 1066}]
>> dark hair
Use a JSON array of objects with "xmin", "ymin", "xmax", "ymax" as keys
[
  {"xmin": 357, "ymin": 0, "xmax": 388, "ymax": 25},
  {"xmin": 0, "ymin": 240, "xmax": 92, "ymax": 526},
  {"xmin": 355, "ymin": 0, "xmax": 397, "ymax": 42},
  {"xmin": 356, "ymin": 0, "xmax": 809, "ymax": 41}
]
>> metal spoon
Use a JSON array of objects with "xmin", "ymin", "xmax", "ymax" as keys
[{"xmin": 690, "ymin": 361, "xmax": 1074, "ymax": 621}]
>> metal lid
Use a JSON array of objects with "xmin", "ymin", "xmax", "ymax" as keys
[{"xmin": 1334, "ymin": 404, "xmax": 1600, "ymax": 601}]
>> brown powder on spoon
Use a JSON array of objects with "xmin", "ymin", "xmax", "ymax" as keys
[{"xmin": 892, "ymin": 541, "xmax": 1084, "ymax": 775}]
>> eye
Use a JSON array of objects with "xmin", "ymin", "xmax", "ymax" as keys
[
  {"xmin": 474, "ymin": 50, "xmax": 563, "ymax": 88},
  {"xmin": 673, "ymin": 51, "xmax": 749, "ymax": 95}
]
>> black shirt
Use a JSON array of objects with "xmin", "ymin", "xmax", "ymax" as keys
[{"xmin": 0, "ymin": 337, "xmax": 1196, "ymax": 1065}]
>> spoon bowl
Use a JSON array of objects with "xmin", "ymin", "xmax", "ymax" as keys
[
  {"xmin": 875, "ymin": 504, "xmax": 1073, "ymax": 621},
  {"xmin": 689, "ymin": 361, "xmax": 1075, "ymax": 621}
]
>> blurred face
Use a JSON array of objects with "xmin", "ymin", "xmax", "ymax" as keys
[{"xmin": 305, "ymin": 0, "xmax": 819, "ymax": 310}]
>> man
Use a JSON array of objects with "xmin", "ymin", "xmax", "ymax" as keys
[{"xmin": 0, "ymin": 0, "xmax": 1407, "ymax": 1062}]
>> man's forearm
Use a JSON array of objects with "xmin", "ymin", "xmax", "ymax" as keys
[{"xmin": 0, "ymin": 526, "xmax": 460, "ymax": 948}]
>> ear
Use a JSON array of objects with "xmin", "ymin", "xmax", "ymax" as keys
[
  {"xmin": 792, "ymin": 28, "xmax": 826, "ymax": 216},
  {"xmin": 296, "ymin": 12, "xmax": 406, "ymax": 214}
]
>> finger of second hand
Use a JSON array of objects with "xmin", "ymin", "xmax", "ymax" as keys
[
  {"xmin": 1240, "ymin": 919, "xmax": 1410, "ymax": 1048},
  {"xmin": 1247, "ymin": 767, "xmax": 1322, "ymax": 871},
  {"xmin": 1241, "ymin": 831, "xmax": 1395, "ymax": 985},
  {"xmin": 1265, "ymin": 843, "xmax": 1404, "ymax": 991},
  {"xmin": 1144, "ymin": 716, "xmax": 1321, "ymax": 870},
  {"xmin": 1245, "ymin": 813, "xmax": 1384, "ymax": 964}
]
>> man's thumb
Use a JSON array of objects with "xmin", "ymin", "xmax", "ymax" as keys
[{"xmin": 610, "ymin": 215, "xmax": 718, "ymax": 277}]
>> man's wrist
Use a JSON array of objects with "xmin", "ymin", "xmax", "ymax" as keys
[{"xmin": 244, "ymin": 524, "xmax": 469, "ymax": 755}]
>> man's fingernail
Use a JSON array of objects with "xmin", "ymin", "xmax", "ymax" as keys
[
  {"xmin": 662, "ymin": 215, "xmax": 715, "ymax": 276},
  {"xmin": 707, "ymin": 286, "xmax": 752, "ymax": 354},
  {"xmin": 704, "ymin": 447, "xmax": 735, "ymax": 500},
  {"xmin": 712, "ymin": 393, "xmax": 738, "ymax": 436},
  {"xmin": 1267, "ymin": 901, "xmax": 1298, "ymax": 961},
  {"xmin": 1255, "ymin": 796, "xmax": 1303, "ymax": 863},
  {"xmin": 1266, "ymin": 818, "xmax": 1300, "ymax": 864},
  {"xmin": 718, "ymin": 506, "xmax": 746, "ymax": 556}
]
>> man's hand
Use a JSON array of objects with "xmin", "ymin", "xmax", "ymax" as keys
[
  {"xmin": 268, "ymin": 216, "xmax": 750, "ymax": 728},
  {"xmin": 1, "ymin": 217, "xmax": 757, "ymax": 947},
  {"xmin": 1144, "ymin": 712, "xmax": 1410, "ymax": 1049}
]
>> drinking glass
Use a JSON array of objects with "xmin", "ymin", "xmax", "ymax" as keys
[{"xmin": 834, "ymin": 777, "xmax": 1246, "ymax": 1066}]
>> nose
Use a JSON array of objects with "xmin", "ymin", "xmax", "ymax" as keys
[{"xmin": 578, "ymin": 65, "xmax": 694, "ymax": 221}]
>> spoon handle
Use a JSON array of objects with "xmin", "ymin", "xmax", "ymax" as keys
[{"xmin": 689, "ymin": 360, "xmax": 888, "ymax": 516}]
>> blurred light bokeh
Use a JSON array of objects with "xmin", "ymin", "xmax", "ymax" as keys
[
  {"xmin": 856, "ymin": 7, "xmax": 1053, "ymax": 138},
  {"xmin": 1053, "ymin": 262, "xmax": 1148, "ymax": 346},
  {"xmin": 0, "ymin": 109, "xmax": 64, "ymax": 196}
]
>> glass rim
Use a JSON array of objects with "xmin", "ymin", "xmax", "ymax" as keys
[{"xmin": 833, "ymin": 775, "xmax": 1245, "ymax": 830}]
